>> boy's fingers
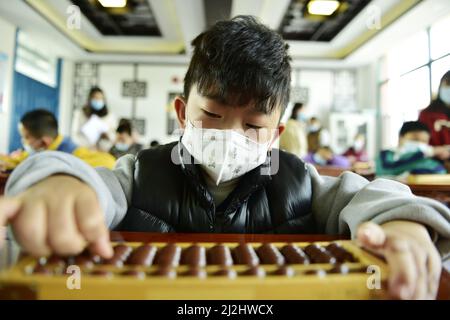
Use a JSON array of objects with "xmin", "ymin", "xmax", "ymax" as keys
[
  {"xmin": 47, "ymin": 197, "xmax": 85, "ymax": 256},
  {"xmin": 0, "ymin": 197, "xmax": 22, "ymax": 249},
  {"xmin": 384, "ymin": 238, "xmax": 417, "ymax": 299},
  {"xmin": 0, "ymin": 197, "xmax": 21, "ymax": 224},
  {"xmin": 409, "ymin": 242, "xmax": 428, "ymax": 299},
  {"xmin": 88, "ymin": 235, "xmax": 113, "ymax": 259},
  {"xmin": 75, "ymin": 191, "xmax": 112, "ymax": 259},
  {"xmin": 12, "ymin": 200, "xmax": 51, "ymax": 257},
  {"xmin": 357, "ymin": 222, "xmax": 386, "ymax": 251}
]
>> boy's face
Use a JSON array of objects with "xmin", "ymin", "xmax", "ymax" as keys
[
  {"xmin": 174, "ymin": 85, "xmax": 285, "ymax": 145},
  {"xmin": 91, "ymin": 91, "xmax": 105, "ymax": 102},
  {"xmin": 18, "ymin": 123, "xmax": 52, "ymax": 151},
  {"xmin": 400, "ymin": 131, "xmax": 430, "ymax": 146}
]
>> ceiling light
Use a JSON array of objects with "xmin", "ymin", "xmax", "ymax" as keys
[
  {"xmin": 98, "ymin": 0, "xmax": 127, "ymax": 8},
  {"xmin": 307, "ymin": 0, "xmax": 340, "ymax": 16}
]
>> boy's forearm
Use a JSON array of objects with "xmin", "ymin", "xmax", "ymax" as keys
[{"xmin": 308, "ymin": 164, "xmax": 450, "ymax": 259}]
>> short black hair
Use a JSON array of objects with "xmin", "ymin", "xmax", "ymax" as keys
[
  {"xmin": 290, "ymin": 103, "xmax": 304, "ymax": 119},
  {"xmin": 150, "ymin": 140, "xmax": 160, "ymax": 148},
  {"xmin": 440, "ymin": 70, "xmax": 450, "ymax": 85},
  {"xmin": 399, "ymin": 121, "xmax": 430, "ymax": 137},
  {"xmin": 20, "ymin": 109, "xmax": 58, "ymax": 139},
  {"xmin": 184, "ymin": 15, "xmax": 291, "ymax": 116},
  {"xmin": 116, "ymin": 122, "xmax": 132, "ymax": 135}
]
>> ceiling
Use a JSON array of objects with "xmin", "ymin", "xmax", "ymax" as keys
[
  {"xmin": 70, "ymin": 0, "xmax": 161, "ymax": 36},
  {"xmin": 0, "ymin": 0, "xmax": 445, "ymax": 62},
  {"xmin": 280, "ymin": 0, "xmax": 372, "ymax": 42}
]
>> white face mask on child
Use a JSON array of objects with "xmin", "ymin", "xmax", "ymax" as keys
[
  {"xmin": 181, "ymin": 120, "xmax": 272, "ymax": 185},
  {"xmin": 440, "ymin": 87, "xmax": 450, "ymax": 105},
  {"xmin": 399, "ymin": 141, "xmax": 433, "ymax": 157},
  {"xmin": 313, "ymin": 153, "xmax": 328, "ymax": 166},
  {"xmin": 23, "ymin": 144, "xmax": 38, "ymax": 155}
]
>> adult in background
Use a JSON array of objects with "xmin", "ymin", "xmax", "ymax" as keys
[
  {"xmin": 419, "ymin": 70, "xmax": 450, "ymax": 147},
  {"xmin": 72, "ymin": 87, "xmax": 118, "ymax": 152},
  {"xmin": 279, "ymin": 103, "xmax": 308, "ymax": 158}
]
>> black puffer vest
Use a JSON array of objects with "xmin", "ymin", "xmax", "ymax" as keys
[{"xmin": 117, "ymin": 141, "xmax": 315, "ymax": 233}]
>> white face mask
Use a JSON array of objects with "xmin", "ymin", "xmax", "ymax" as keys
[
  {"xmin": 313, "ymin": 153, "xmax": 327, "ymax": 166},
  {"xmin": 98, "ymin": 138, "xmax": 113, "ymax": 152},
  {"xmin": 353, "ymin": 139, "xmax": 364, "ymax": 151},
  {"xmin": 440, "ymin": 87, "xmax": 450, "ymax": 105},
  {"xmin": 398, "ymin": 140, "xmax": 433, "ymax": 157},
  {"xmin": 308, "ymin": 125, "xmax": 321, "ymax": 133},
  {"xmin": 22, "ymin": 140, "xmax": 44, "ymax": 155},
  {"xmin": 181, "ymin": 120, "xmax": 272, "ymax": 185},
  {"xmin": 115, "ymin": 142, "xmax": 130, "ymax": 152},
  {"xmin": 23, "ymin": 144, "xmax": 37, "ymax": 155}
]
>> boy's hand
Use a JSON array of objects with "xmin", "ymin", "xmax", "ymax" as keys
[
  {"xmin": 432, "ymin": 146, "xmax": 450, "ymax": 160},
  {"xmin": 0, "ymin": 175, "xmax": 113, "ymax": 258},
  {"xmin": 357, "ymin": 220, "xmax": 441, "ymax": 300}
]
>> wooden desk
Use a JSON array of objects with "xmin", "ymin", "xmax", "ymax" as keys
[
  {"xmin": 314, "ymin": 165, "xmax": 346, "ymax": 177},
  {"xmin": 407, "ymin": 184, "xmax": 450, "ymax": 207}
]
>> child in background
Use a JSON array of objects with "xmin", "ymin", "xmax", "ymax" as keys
[
  {"xmin": 109, "ymin": 121, "xmax": 143, "ymax": 159},
  {"xmin": 343, "ymin": 133, "xmax": 369, "ymax": 164},
  {"xmin": 0, "ymin": 109, "xmax": 116, "ymax": 170},
  {"xmin": 1, "ymin": 16, "xmax": 449, "ymax": 300},
  {"xmin": 376, "ymin": 121, "xmax": 449, "ymax": 177},
  {"xmin": 303, "ymin": 146, "xmax": 351, "ymax": 168}
]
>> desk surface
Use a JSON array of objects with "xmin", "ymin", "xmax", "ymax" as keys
[
  {"xmin": 407, "ymin": 184, "xmax": 450, "ymax": 191},
  {"xmin": 1, "ymin": 232, "xmax": 446, "ymax": 299}
]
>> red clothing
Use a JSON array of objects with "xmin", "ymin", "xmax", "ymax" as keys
[
  {"xmin": 342, "ymin": 147, "xmax": 368, "ymax": 162},
  {"xmin": 419, "ymin": 100, "xmax": 450, "ymax": 146}
]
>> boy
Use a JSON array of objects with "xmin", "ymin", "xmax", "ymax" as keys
[
  {"xmin": 0, "ymin": 16, "xmax": 449, "ymax": 300},
  {"xmin": 376, "ymin": 121, "xmax": 449, "ymax": 176},
  {"xmin": 0, "ymin": 109, "xmax": 116, "ymax": 170},
  {"xmin": 109, "ymin": 121, "xmax": 143, "ymax": 159}
]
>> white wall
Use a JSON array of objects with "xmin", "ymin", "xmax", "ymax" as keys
[
  {"xmin": 282, "ymin": 69, "xmax": 335, "ymax": 125},
  {"xmin": 0, "ymin": 17, "xmax": 16, "ymax": 154},
  {"xmin": 95, "ymin": 64, "xmax": 342, "ymax": 147},
  {"xmin": 299, "ymin": 70, "xmax": 334, "ymax": 127},
  {"xmin": 94, "ymin": 63, "xmax": 187, "ymax": 145},
  {"xmin": 137, "ymin": 65, "xmax": 186, "ymax": 144},
  {"xmin": 58, "ymin": 60, "xmax": 74, "ymax": 136}
]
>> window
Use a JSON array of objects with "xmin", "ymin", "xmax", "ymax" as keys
[
  {"xmin": 430, "ymin": 14, "xmax": 450, "ymax": 60},
  {"xmin": 431, "ymin": 55, "xmax": 450, "ymax": 96},
  {"xmin": 15, "ymin": 31, "xmax": 58, "ymax": 88},
  {"xmin": 379, "ymin": 67, "xmax": 430, "ymax": 149},
  {"xmin": 385, "ymin": 31, "xmax": 428, "ymax": 79},
  {"xmin": 377, "ymin": 13, "xmax": 450, "ymax": 150}
]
